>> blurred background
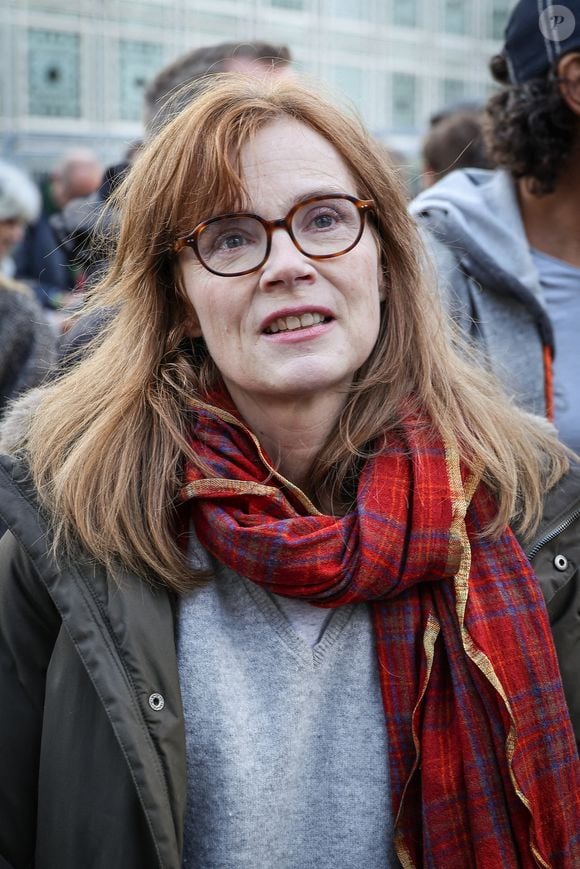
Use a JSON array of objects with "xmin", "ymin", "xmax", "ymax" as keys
[{"xmin": 1, "ymin": 0, "xmax": 509, "ymax": 175}]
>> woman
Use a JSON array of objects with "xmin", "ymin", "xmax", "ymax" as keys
[{"xmin": 0, "ymin": 76, "xmax": 578, "ymax": 868}]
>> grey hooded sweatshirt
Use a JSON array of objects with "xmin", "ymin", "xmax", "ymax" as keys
[{"xmin": 410, "ymin": 168, "xmax": 554, "ymax": 419}]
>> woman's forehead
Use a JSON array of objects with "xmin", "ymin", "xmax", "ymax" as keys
[
  {"xmin": 172, "ymin": 116, "xmax": 363, "ymax": 227},
  {"xmin": 239, "ymin": 118, "xmax": 349, "ymax": 177},
  {"xmin": 236, "ymin": 119, "xmax": 357, "ymax": 210}
]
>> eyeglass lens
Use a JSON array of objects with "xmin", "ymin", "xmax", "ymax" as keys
[{"xmin": 196, "ymin": 197, "xmax": 362, "ymax": 275}]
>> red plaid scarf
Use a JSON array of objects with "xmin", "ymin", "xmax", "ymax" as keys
[{"xmin": 180, "ymin": 397, "xmax": 580, "ymax": 868}]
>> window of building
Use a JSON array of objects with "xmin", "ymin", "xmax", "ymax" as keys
[
  {"xmin": 392, "ymin": 72, "xmax": 417, "ymax": 130},
  {"xmin": 323, "ymin": 0, "xmax": 369, "ymax": 19},
  {"xmin": 443, "ymin": 0, "xmax": 467, "ymax": 35},
  {"xmin": 393, "ymin": 0, "xmax": 418, "ymax": 28},
  {"xmin": 270, "ymin": 0, "xmax": 305, "ymax": 9},
  {"xmin": 442, "ymin": 77, "xmax": 466, "ymax": 107},
  {"xmin": 195, "ymin": 12, "xmax": 244, "ymax": 35},
  {"xmin": 332, "ymin": 64, "xmax": 366, "ymax": 112},
  {"xmin": 119, "ymin": 40, "xmax": 164, "ymax": 122},
  {"xmin": 489, "ymin": 0, "xmax": 510, "ymax": 40},
  {"xmin": 28, "ymin": 29, "xmax": 81, "ymax": 117},
  {"xmin": 27, "ymin": 0, "xmax": 78, "ymax": 13}
]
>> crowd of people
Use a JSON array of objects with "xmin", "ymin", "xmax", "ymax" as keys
[{"xmin": 0, "ymin": 1, "xmax": 579, "ymax": 866}]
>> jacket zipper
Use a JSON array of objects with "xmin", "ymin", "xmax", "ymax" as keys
[{"xmin": 526, "ymin": 506, "xmax": 580, "ymax": 560}]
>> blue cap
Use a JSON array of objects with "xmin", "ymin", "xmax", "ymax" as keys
[{"xmin": 504, "ymin": 1, "xmax": 580, "ymax": 84}]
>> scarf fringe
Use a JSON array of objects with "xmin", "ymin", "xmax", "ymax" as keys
[
  {"xmin": 394, "ymin": 612, "xmax": 441, "ymax": 869},
  {"xmin": 446, "ymin": 445, "xmax": 552, "ymax": 869}
]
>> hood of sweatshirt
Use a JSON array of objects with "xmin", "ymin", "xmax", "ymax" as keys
[
  {"xmin": 410, "ymin": 167, "xmax": 553, "ymax": 352},
  {"xmin": 410, "ymin": 167, "xmax": 544, "ymax": 302}
]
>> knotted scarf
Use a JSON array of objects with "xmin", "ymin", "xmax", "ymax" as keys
[{"xmin": 180, "ymin": 397, "xmax": 580, "ymax": 868}]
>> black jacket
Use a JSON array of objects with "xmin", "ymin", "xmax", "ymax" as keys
[{"xmin": 0, "ymin": 453, "xmax": 579, "ymax": 867}]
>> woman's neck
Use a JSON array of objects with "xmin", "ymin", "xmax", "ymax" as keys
[{"xmin": 225, "ymin": 387, "xmax": 346, "ymax": 493}]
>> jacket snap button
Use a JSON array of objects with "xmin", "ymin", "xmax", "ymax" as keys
[
  {"xmin": 148, "ymin": 692, "xmax": 165, "ymax": 711},
  {"xmin": 553, "ymin": 554, "xmax": 568, "ymax": 572}
]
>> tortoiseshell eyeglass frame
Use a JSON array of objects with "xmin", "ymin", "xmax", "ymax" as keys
[{"xmin": 171, "ymin": 193, "xmax": 376, "ymax": 277}]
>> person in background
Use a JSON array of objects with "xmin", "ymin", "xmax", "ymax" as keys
[
  {"xmin": 420, "ymin": 105, "xmax": 492, "ymax": 188},
  {"xmin": 0, "ymin": 161, "xmax": 55, "ymax": 409},
  {"xmin": 411, "ymin": 0, "xmax": 580, "ymax": 454},
  {"xmin": 51, "ymin": 161, "xmax": 131, "ymax": 291},
  {"xmin": 143, "ymin": 40, "xmax": 293, "ymax": 136},
  {"xmin": 13, "ymin": 149, "xmax": 103, "ymax": 310},
  {"xmin": 12, "ymin": 184, "xmax": 72, "ymax": 310},
  {"xmin": 0, "ymin": 160, "xmax": 56, "ymax": 411},
  {"xmin": 0, "ymin": 160, "xmax": 41, "ymax": 280},
  {"xmin": 0, "ymin": 75, "xmax": 578, "ymax": 868},
  {"xmin": 51, "ymin": 148, "xmax": 104, "ymax": 210},
  {"xmin": 0, "ymin": 267, "xmax": 56, "ymax": 541},
  {"xmin": 0, "ymin": 160, "xmax": 56, "ymax": 537},
  {"xmin": 0, "ymin": 272, "xmax": 55, "ymax": 422}
]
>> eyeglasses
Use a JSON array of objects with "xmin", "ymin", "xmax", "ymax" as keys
[{"xmin": 172, "ymin": 194, "xmax": 375, "ymax": 277}]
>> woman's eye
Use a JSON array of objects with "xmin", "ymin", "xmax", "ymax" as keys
[
  {"xmin": 306, "ymin": 209, "xmax": 341, "ymax": 231},
  {"xmin": 312, "ymin": 213, "xmax": 335, "ymax": 229},
  {"xmin": 218, "ymin": 233, "xmax": 248, "ymax": 250}
]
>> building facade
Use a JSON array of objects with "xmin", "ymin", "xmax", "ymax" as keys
[{"xmin": 1, "ymin": 0, "xmax": 510, "ymax": 172}]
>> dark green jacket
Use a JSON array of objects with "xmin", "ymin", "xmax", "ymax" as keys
[
  {"xmin": 0, "ymin": 453, "xmax": 579, "ymax": 867},
  {"xmin": 0, "ymin": 456, "xmax": 185, "ymax": 869}
]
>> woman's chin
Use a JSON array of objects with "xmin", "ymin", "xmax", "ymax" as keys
[
  {"xmin": 268, "ymin": 358, "xmax": 355, "ymax": 394},
  {"xmin": 226, "ymin": 371, "xmax": 351, "ymax": 409},
  {"xmin": 262, "ymin": 370, "xmax": 352, "ymax": 401}
]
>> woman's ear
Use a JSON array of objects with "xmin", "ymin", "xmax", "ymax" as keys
[{"xmin": 174, "ymin": 259, "xmax": 203, "ymax": 337}]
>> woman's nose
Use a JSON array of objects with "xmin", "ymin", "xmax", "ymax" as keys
[{"xmin": 258, "ymin": 227, "xmax": 316, "ymax": 290}]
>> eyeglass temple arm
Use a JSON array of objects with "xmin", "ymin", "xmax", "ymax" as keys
[{"xmin": 172, "ymin": 238, "xmax": 188, "ymax": 253}]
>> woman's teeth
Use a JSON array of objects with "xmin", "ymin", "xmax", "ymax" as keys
[{"xmin": 265, "ymin": 312, "xmax": 326, "ymax": 334}]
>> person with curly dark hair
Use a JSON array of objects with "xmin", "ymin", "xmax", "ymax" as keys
[{"xmin": 411, "ymin": 0, "xmax": 580, "ymax": 454}]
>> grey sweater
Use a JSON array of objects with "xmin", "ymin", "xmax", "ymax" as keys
[{"xmin": 177, "ymin": 536, "xmax": 398, "ymax": 868}]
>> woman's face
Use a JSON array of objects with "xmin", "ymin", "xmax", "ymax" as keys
[{"xmin": 178, "ymin": 118, "xmax": 384, "ymax": 411}]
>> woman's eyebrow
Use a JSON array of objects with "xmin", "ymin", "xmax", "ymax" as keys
[
  {"xmin": 239, "ymin": 188, "xmax": 351, "ymax": 216},
  {"xmin": 254, "ymin": 188, "xmax": 349, "ymax": 214},
  {"xmin": 294, "ymin": 187, "xmax": 349, "ymax": 203}
]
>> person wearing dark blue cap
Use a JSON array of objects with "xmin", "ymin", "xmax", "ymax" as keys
[{"xmin": 411, "ymin": 0, "xmax": 580, "ymax": 453}]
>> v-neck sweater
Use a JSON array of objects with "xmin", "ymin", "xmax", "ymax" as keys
[{"xmin": 177, "ymin": 539, "xmax": 396, "ymax": 868}]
